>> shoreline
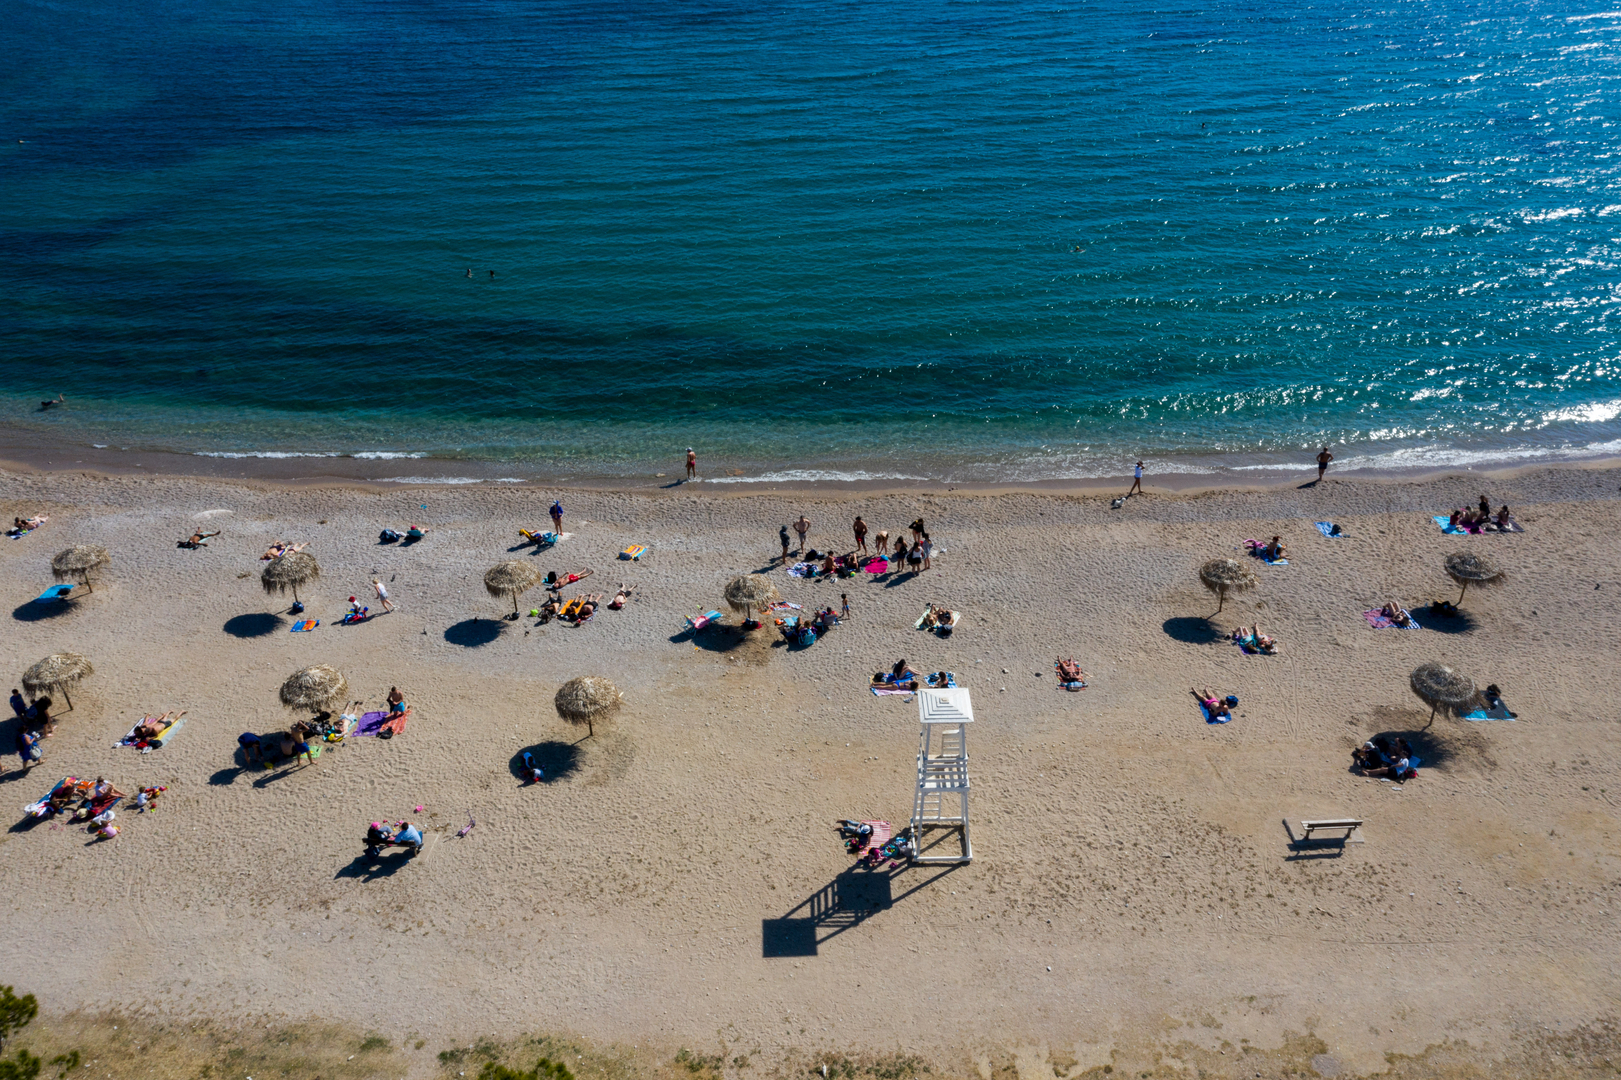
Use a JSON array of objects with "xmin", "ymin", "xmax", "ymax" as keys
[{"xmin": 5, "ymin": 423, "xmax": 1621, "ymax": 500}]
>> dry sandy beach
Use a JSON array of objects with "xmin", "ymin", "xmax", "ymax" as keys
[{"xmin": 1, "ymin": 464, "xmax": 1619, "ymax": 1079}]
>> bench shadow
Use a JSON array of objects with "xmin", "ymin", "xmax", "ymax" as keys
[
  {"xmin": 444, "ymin": 618, "xmax": 504, "ymax": 647},
  {"xmin": 763, "ymin": 863, "xmax": 960, "ymax": 957},
  {"xmin": 224, "ymin": 612, "xmax": 284, "ymax": 638},
  {"xmin": 13, "ymin": 599, "xmax": 76, "ymax": 622},
  {"xmin": 1163, "ymin": 616, "xmax": 1223, "ymax": 644},
  {"xmin": 1281, "ymin": 819, "xmax": 1350, "ymax": 861},
  {"xmin": 508, "ymin": 741, "xmax": 582, "ymax": 785},
  {"xmin": 334, "ymin": 850, "xmax": 414, "ymax": 881}
]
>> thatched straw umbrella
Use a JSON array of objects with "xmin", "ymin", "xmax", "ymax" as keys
[
  {"xmin": 1410, "ymin": 661, "xmax": 1478, "ymax": 723},
  {"xmin": 723, "ymin": 574, "xmax": 780, "ymax": 627},
  {"xmin": 485, "ymin": 560, "xmax": 543, "ymax": 618},
  {"xmin": 22, "ymin": 652, "xmax": 93, "ymax": 711},
  {"xmin": 279, "ymin": 665, "xmax": 349, "ymax": 714},
  {"xmin": 554, "ymin": 675, "xmax": 622, "ymax": 738},
  {"xmin": 52, "ymin": 544, "xmax": 110, "ymax": 592},
  {"xmin": 1198, "ymin": 558, "xmax": 1257, "ymax": 614},
  {"xmin": 1444, "ymin": 550, "xmax": 1504, "ymax": 606},
  {"xmin": 261, "ymin": 551, "xmax": 320, "ymax": 606}
]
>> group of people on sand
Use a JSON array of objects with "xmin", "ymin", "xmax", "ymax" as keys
[
  {"xmin": 531, "ymin": 575, "xmax": 634, "ymax": 625},
  {"xmin": 1353, "ymin": 735, "xmax": 1418, "ymax": 781},
  {"xmin": 11, "ymin": 689, "xmax": 57, "ymax": 770},
  {"xmin": 781, "ymin": 515, "xmax": 933, "ymax": 574},
  {"xmin": 1448, "ymin": 495, "xmax": 1515, "ymax": 534}
]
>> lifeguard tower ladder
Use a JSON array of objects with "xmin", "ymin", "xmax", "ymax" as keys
[{"xmin": 910, "ymin": 688, "xmax": 973, "ymax": 864}]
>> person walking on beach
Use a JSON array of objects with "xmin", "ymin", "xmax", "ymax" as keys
[
  {"xmin": 1316, "ymin": 447, "xmax": 1333, "ymax": 483},
  {"xmin": 779, "ymin": 525, "xmax": 791, "ymax": 563},
  {"xmin": 549, "ymin": 500, "xmax": 564, "ymax": 535},
  {"xmin": 793, "ymin": 514, "xmax": 811, "ymax": 553},
  {"xmin": 685, "ymin": 448, "xmax": 697, "ymax": 481},
  {"xmin": 1129, "ymin": 461, "xmax": 1144, "ymax": 496},
  {"xmin": 853, "ymin": 516, "xmax": 868, "ymax": 555},
  {"xmin": 372, "ymin": 578, "xmax": 393, "ymax": 613},
  {"xmin": 841, "ymin": 593, "xmax": 851, "ymax": 619}
]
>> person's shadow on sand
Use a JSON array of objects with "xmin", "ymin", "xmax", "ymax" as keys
[{"xmin": 335, "ymin": 849, "xmax": 414, "ymax": 881}]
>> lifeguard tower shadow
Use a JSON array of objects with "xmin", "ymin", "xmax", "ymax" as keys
[{"xmin": 762, "ymin": 863, "xmax": 960, "ymax": 957}]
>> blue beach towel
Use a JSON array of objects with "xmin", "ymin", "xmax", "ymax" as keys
[
  {"xmin": 33, "ymin": 584, "xmax": 74, "ymax": 604},
  {"xmin": 1199, "ymin": 702, "xmax": 1231, "ymax": 725},
  {"xmin": 1314, "ymin": 522, "xmax": 1341, "ymax": 538},
  {"xmin": 1461, "ymin": 707, "xmax": 1517, "ymax": 721},
  {"xmin": 1433, "ymin": 515, "xmax": 1467, "ymax": 534},
  {"xmin": 289, "ymin": 619, "xmax": 319, "ymax": 632}
]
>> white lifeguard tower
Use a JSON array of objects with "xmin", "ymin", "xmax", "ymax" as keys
[{"xmin": 910, "ymin": 687, "xmax": 973, "ymax": 864}]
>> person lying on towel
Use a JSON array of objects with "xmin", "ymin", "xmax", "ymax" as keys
[{"xmin": 134, "ymin": 711, "xmax": 185, "ymax": 740}]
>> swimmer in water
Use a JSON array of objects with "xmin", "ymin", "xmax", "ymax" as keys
[{"xmin": 40, "ymin": 394, "xmax": 63, "ymax": 409}]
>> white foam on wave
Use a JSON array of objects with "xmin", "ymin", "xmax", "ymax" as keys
[
  {"xmin": 195, "ymin": 450, "xmax": 425, "ymax": 460},
  {"xmin": 704, "ymin": 469, "xmax": 932, "ymax": 484},
  {"xmin": 370, "ymin": 476, "xmax": 486, "ymax": 485},
  {"xmin": 1542, "ymin": 398, "xmax": 1621, "ymax": 425},
  {"xmin": 1326, "ymin": 439, "xmax": 1621, "ymax": 472}
]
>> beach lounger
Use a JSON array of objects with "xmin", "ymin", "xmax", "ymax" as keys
[
  {"xmin": 686, "ymin": 610, "xmax": 723, "ymax": 631},
  {"xmin": 33, "ymin": 584, "xmax": 75, "ymax": 604},
  {"xmin": 620, "ymin": 544, "xmax": 648, "ymax": 561}
]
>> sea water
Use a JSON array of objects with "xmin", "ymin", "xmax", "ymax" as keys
[{"xmin": 2, "ymin": 0, "xmax": 1619, "ymax": 483}]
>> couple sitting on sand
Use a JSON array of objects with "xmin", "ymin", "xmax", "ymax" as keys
[
  {"xmin": 364, "ymin": 820, "xmax": 423, "ymax": 857},
  {"xmin": 1353, "ymin": 735, "xmax": 1417, "ymax": 781},
  {"xmin": 1231, "ymin": 624, "xmax": 1280, "ymax": 653}
]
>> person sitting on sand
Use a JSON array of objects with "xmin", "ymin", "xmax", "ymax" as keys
[
  {"xmin": 387, "ymin": 687, "xmax": 406, "ymax": 715},
  {"xmin": 1192, "ymin": 687, "xmax": 1234, "ymax": 721},
  {"xmin": 135, "ymin": 785, "xmax": 165, "ymax": 812},
  {"xmin": 90, "ymin": 777, "xmax": 126, "ymax": 803},
  {"xmin": 134, "ymin": 711, "xmax": 184, "ymax": 740},
  {"xmin": 178, "ymin": 530, "xmax": 220, "ymax": 549},
  {"xmin": 820, "ymin": 553, "xmax": 836, "ymax": 577},
  {"xmin": 609, "ymin": 584, "xmax": 634, "ymax": 609},
  {"xmin": 534, "ymin": 595, "xmax": 559, "ymax": 622},
  {"xmin": 1478, "ymin": 494, "xmax": 1491, "ymax": 520},
  {"xmin": 920, "ymin": 604, "xmax": 943, "ymax": 630},
  {"xmin": 1263, "ymin": 536, "xmax": 1286, "ymax": 561},
  {"xmin": 1352, "ymin": 736, "xmax": 1392, "ymax": 771},
  {"xmin": 1494, "ymin": 505, "xmax": 1512, "ymax": 530}
]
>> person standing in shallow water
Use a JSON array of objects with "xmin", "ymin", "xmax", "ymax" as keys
[
  {"xmin": 685, "ymin": 448, "xmax": 697, "ymax": 480},
  {"xmin": 1129, "ymin": 461, "xmax": 1144, "ymax": 496}
]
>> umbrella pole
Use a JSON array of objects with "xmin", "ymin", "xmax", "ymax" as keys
[
  {"xmin": 513, "ymin": 593, "xmax": 521, "ymax": 618},
  {"xmin": 1216, "ymin": 590, "xmax": 1224, "ymax": 614},
  {"xmin": 587, "ymin": 718, "xmax": 594, "ymax": 739},
  {"xmin": 62, "ymin": 685, "xmax": 73, "ymax": 712},
  {"xmin": 83, "ymin": 572, "xmax": 94, "ymax": 595},
  {"xmin": 1457, "ymin": 580, "xmax": 1469, "ymax": 606}
]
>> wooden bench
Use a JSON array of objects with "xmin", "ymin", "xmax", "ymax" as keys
[{"xmin": 1300, "ymin": 818, "xmax": 1363, "ymax": 843}]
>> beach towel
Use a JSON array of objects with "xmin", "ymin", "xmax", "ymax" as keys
[
  {"xmin": 870, "ymin": 686, "xmax": 917, "ymax": 697},
  {"xmin": 379, "ymin": 708, "xmax": 411, "ymax": 738},
  {"xmin": 352, "ymin": 711, "xmax": 390, "ymax": 737},
  {"xmin": 1362, "ymin": 609, "xmax": 1421, "ymax": 631},
  {"xmin": 924, "ymin": 672, "xmax": 957, "ymax": 689},
  {"xmin": 1242, "ymin": 540, "xmax": 1288, "ymax": 565},
  {"xmin": 1058, "ymin": 680, "xmax": 1086, "ymax": 690},
  {"xmin": 114, "ymin": 716, "xmax": 186, "ymax": 751},
  {"xmin": 863, "ymin": 557, "xmax": 889, "ymax": 574},
  {"xmin": 787, "ymin": 562, "xmax": 817, "ymax": 578},
  {"xmin": 1314, "ymin": 522, "xmax": 1342, "ymax": 538},
  {"xmin": 33, "ymin": 584, "xmax": 74, "ymax": 604},
  {"xmin": 1461, "ymin": 705, "xmax": 1518, "ymax": 721},
  {"xmin": 289, "ymin": 619, "xmax": 319, "ymax": 632},
  {"xmin": 23, "ymin": 776, "xmax": 79, "ymax": 818},
  {"xmin": 1433, "ymin": 515, "xmax": 1473, "ymax": 534},
  {"xmin": 850, "ymin": 820, "xmax": 892, "ymax": 858},
  {"xmin": 1199, "ymin": 702, "xmax": 1231, "ymax": 725},
  {"xmin": 620, "ymin": 544, "xmax": 648, "ymax": 560},
  {"xmin": 767, "ymin": 601, "xmax": 801, "ymax": 612}
]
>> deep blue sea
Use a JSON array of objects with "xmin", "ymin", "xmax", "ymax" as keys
[{"xmin": 2, "ymin": 0, "xmax": 1620, "ymax": 483}]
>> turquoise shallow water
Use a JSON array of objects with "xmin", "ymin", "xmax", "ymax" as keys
[{"xmin": 2, "ymin": 0, "xmax": 1620, "ymax": 482}]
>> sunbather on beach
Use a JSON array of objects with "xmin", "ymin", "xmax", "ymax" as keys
[
  {"xmin": 547, "ymin": 568, "xmax": 592, "ymax": 590},
  {"xmin": 406, "ymin": 525, "xmax": 427, "ymax": 538},
  {"xmin": 573, "ymin": 594, "xmax": 603, "ymax": 621},
  {"xmin": 134, "ymin": 711, "xmax": 185, "ymax": 740},
  {"xmin": 821, "ymin": 553, "xmax": 836, "ymax": 577},
  {"xmin": 609, "ymin": 584, "xmax": 634, "ymax": 609},
  {"xmin": 179, "ymin": 530, "xmax": 220, "ymax": 549},
  {"xmin": 1193, "ymin": 687, "xmax": 1234, "ymax": 721},
  {"xmin": 1378, "ymin": 602, "xmax": 1413, "ymax": 627},
  {"xmin": 1056, "ymin": 657, "xmax": 1084, "ymax": 683}
]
